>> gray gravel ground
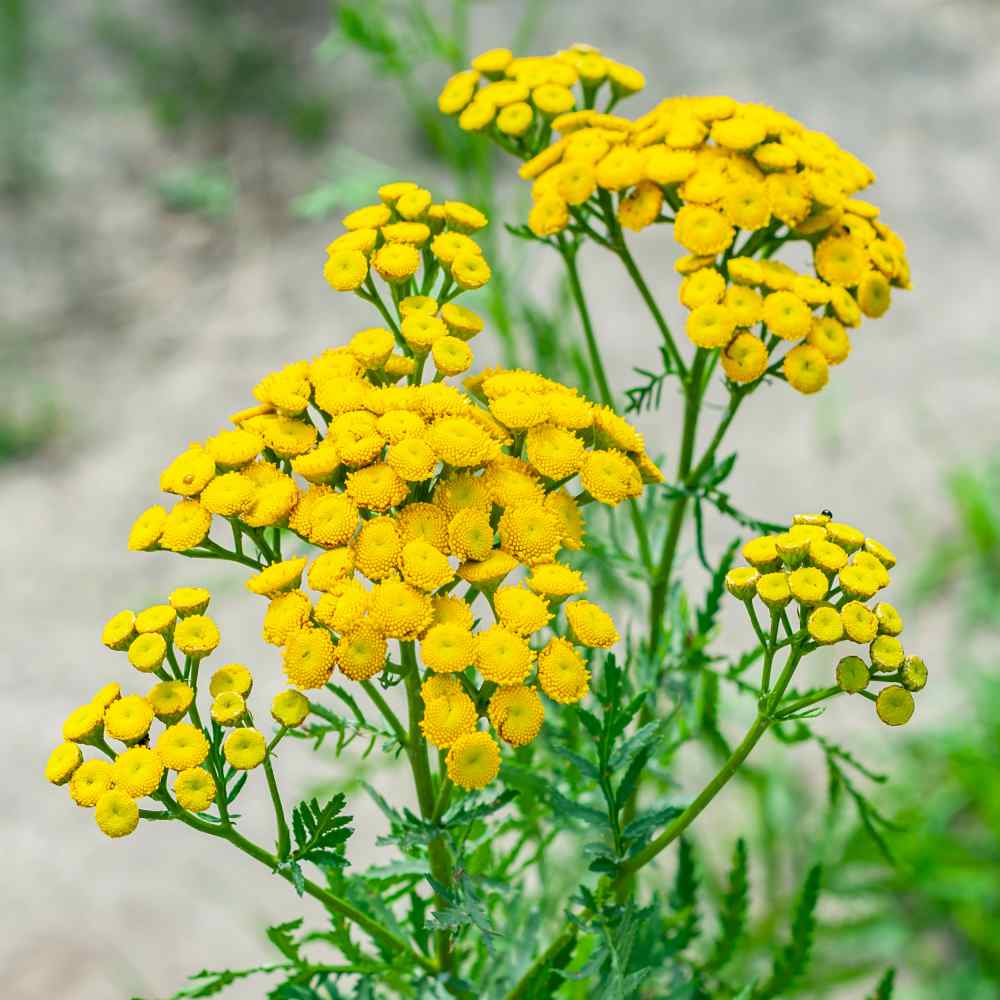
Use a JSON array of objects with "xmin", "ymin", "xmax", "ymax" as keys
[{"xmin": 3, "ymin": 1, "xmax": 999, "ymax": 996}]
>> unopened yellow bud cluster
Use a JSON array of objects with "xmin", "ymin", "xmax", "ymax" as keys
[
  {"xmin": 726, "ymin": 512, "xmax": 926, "ymax": 726},
  {"xmin": 46, "ymin": 587, "xmax": 309, "ymax": 839},
  {"xmin": 442, "ymin": 46, "xmax": 910, "ymax": 397},
  {"xmin": 323, "ymin": 180, "xmax": 491, "ymax": 298}
]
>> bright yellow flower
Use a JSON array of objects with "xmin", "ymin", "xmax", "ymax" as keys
[
  {"xmin": 95, "ymin": 789, "xmax": 139, "ymax": 838},
  {"xmin": 224, "ymin": 728, "xmax": 267, "ymax": 770},
  {"xmin": 156, "ymin": 723, "xmax": 210, "ymax": 771},
  {"xmin": 283, "ymin": 627, "xmax": 336, "ymax": 689},
  {"xmin": 421, "ymin": 692, "xmax": 478, "ymax": 748},
  {"xmin": 446, "ymin": 731, "xmax": 500, "ymax": 790},
  {"xmin": 537, "ymin": 637, "xmax": 590, "ymax": 704},
  {"xmin": 488, "ymin": 685, "xmax": 544, "ymax": 746},
  {"xmin": 474, "ymin": 625, "xmax": 535, "ymax": 685},
  {"xmin": 174, "ymin": 767, "xmax": 216, "ymax": 812}
]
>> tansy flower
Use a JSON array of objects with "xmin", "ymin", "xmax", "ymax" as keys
[
  {"xmin": 839, "ymin": 564, "xmax": 880, "ymax": 601},
  {"xmin": 723, "ymin": 180, "xmax": 771, "ymax": 230},
  {"xmin": 864, "ymin": 537, "xmax": 897, "ymax": 569},
  {"xmin": 841, "ymin": 601, "xmax": 878, "ymax": 643},
  {"xmin": 451, "ymin": 252, "xmax": 492, "ymax": 290},
  {"xmin": 45, "ymin": 742, "xmax": 83, "ymax": 785},
  {"xmin": 788, "ymin": 567, "xmax": 828, "ymax": 605},
  {"xmin": 870, "ymin": 635, "xmax": 904, "ymax": 672},
  {"xmin": 272, "ymin": 689, "xmax": 310, "ymax": 728},
  {"xmin": 814, "ymin": 235, "xmax": 866, "ymax": 286},
  {"xmin": 458, "ymin": 550, "xmax": 519, "ymax": 587},
  {"xmin": 174, "ymin": 767, "xmax": 216, "ymax": 812},
  {"xmin": 431, "ymin": 231, "xmax": 481, "ymax": 265},
  {"xmin": 95, "ymin": 789, "xmax": 140, "ymax": 838},
  {"xmin": 901, "ymin": 654, "xmax": 927, "ymax": 691},
  {"xmin": 421, "ymin": 692, "xmax": 478, "ymax": 748},
  {"xmin": 807, "ymin": 317, "xmax": 851, "ymax": 365},
  {"xmin": 686, "ymin": 303, "xmax": 736, "ymax": 349},
  {"xmin": 395, "ymin": 187, "xmax": 432, "ymax": 220},
  {"xmin": 156, "ymin": 723, "xmax": 210, "ymax": 771},
  {"xmin": 432, "ymin": 337, "xmax": 474, "ymax": 377},
  {"xmin": 343, "ymin": 204, "xmax": 391, "ymax": 230},
  {"xmin": 474, "ymin": 625, "xmax": 535, "ymax": 685},
  {"xmin": 426, "ymin": 418, "xmax": 497, "ymax": 468},
  {"xmin": 401, "ymin": 313, "xmax": 448, "ymax": 353},
  {"xmin": 91, "ymin": 682, "xmax": 121, "ymax": 711},
  {"xmin": 721, "ymin": 333, "xmax": 768, "ymax": 384},
  {"xmin": 498, "ymin": 505, "xmax": 562, "ymax": 565},
  {"xmin": 372, "ymin": 243, "xmax": 420, "ymax": 283},
  {"xmin": 673, "ymin": 205, "xmax": 735, "ymax": 257},
  {"xmin": 422, "ymin": 674, "xmax": 463, "ymax": 702},
  {"xmin": 199, "ymin": 472, "xmax": 254, "ymax": 516},
  {"xmin": 580, "ymin": 450, "xmax": 643, "ymax": 507},
  {"xmin": 160, "ymin": 500, "xmax": 212, "ymax": 552},
  {"xmin": 262, "ymin": 590, "xmax": 313, "ymax": 647},
  {"xmin": 742, "ymin": 536, "xmax": 780, "ymax": 571},
  {"xmin": 398, "ymin": 502, "xmax": 450, "ymax": 551},
  {"xmin": 756, "ymin": 572, "xmax": 791, "ymax": 609},
  {"xmin": 545, "ymin": 490, "xmax": 585, "ymax": 550},
  {"xmin": 346, "ymin": 464, "xmax": 409, "ymax": 512},
  {"xmin": 447, "ymin": 507, "xmax": 494, "ymax": 561},
  {"xmin": 377, "ymin": 410, "xmax": 427, "ymax": 444},
  {"xmin": 283, "ymin": 627, "xmax": 336, "ymax": 689},
  {"xmin": 355, "ymin": 517, "xmax": 403, "ymax": 582},
  {"xmin": 105, "ymin": 695, "xmax": 155, "ymax": 744},
  {"xmin": 224, "ymin": 728, "xmax": 267, "ymax": 770},
  {"xmin": 69, "ymin": 759, "xmax": 115, "ymax": 808},
  {"xmin": 127, "ymin": 633, "xmax": 167, "ymax": 673},
  {"xmin": 209, "ymin": 663, "xmax": 253, "ymax": 699},
  {"xmin": 783, "ymin": 344, "xmax": 829, "ymax": 394},
  {"xmin": 565, "ymin": 600, "xmax": 619, "ymax": 648},
  {"xmin": 809, "ymin": 538, "xmax": 849, "ymax": 574},
  {"xmin": 113, "ymin": 747, "xmax": 164, "ymax": 799},
  {"xmin": 160, "ymin": 448, "xmax": 216, "ymax": 497},
  {"xmin": 63, "ymin": 703, "xmax": 104, "ymax": 744},
  {"xmin": 147, "ymin": 680, "xmax": 194, "ymax": 724},
  {"xmin": 524, "ymin": 424, "xmax": 585, "ymax": 480},
  {"xmin": 128, "ymin": 505, "xmax": 167, "ymax": 551},
  {"xmin": 431, "ymin": 595, "xmax": 474, "ymax": 629},
  {"xmin": 807, "ymin": 606, "xmax": 846, "ymax": 649},
  {"xmin": 537, "ymin": 637, "xmax": 590, "ymax": 704},
  {"xmin": 595, "ymin": 146, "xmax": 643, "ymax": 191},
  {"xmin": 386, "ymin": 438, "xmax": 438, "ymax": 482},
  {"xmin": 591, "ymin": 405, "xmax": 645, "ymax": 452},
  {"xmin": 494, "ymin": 586, "xmax": 552, "ymax": 636},
  {"xmin": 446, "ymin": 731, "xmax": 501, "ymax": 790},
  {"xmin": 875, "ymin": 602, "xmax": 903, "ymax": 636},
  {"xmin": 169, "ymin": 587, "xmax": 211, "ymax": 617},
  {"xmin": 826, "ymin": 521, "xmax": 864, "ymax": 553},
  {"xmin": 204, "ymin": 427, "xmax": 263, "ymax": 468},
  {"xmin": 725, "ymin": 567, "xmax": 760, "ymax": 601},
  {"xmin": 400, "ymin": 540, "xmax": 454, "ymax": 592},
  {"xmin": 305, "ymin": 493, "xmax": 359, "ymax": 547},
  {"xmin": 617, "ymin": 180, "xmax": 663, "ymax": 232},
  {"xmin": 102, "ymin": 610, "xmax": 136, "ymax": 651},
  {"xmin": 245, "ymin": 557, "xmax": 308, "ymax": 598},
  {"xmin": 440, "ymin": 302, "xmax": 484, "ymax": 339},
  {"xmin": 876, "ymin": 685, "xmax": 914, "ymax": 726},
  {"xmin": 527, "ymin": 562, "xmax": 587, "ymax": 598},
  {"xmin": 336, "ymin": 626, "xmax": 387, "ymax": 680},
  {"xmin": 174, "ymin": 615, "xmax": 221, "ymax": 659},
  {"xmin": 367, "ymin": 579, "xmax": 434, "ymax": 640},
  {"xmin": 421, "ymin": 623, "xmax": 475, "ymax": 674},
  {"xmin": 680, "ymin": 268, "xmax": 726, "ymax": 309},
  {"xmin": 211, "ymin": 691, "xmax": 246, "ymax": 727},
  {"xmin": 762, "ymin": 291, "xmax": 813, "ymax": 340},
  {"xmin": 135, "ymin": 604, "xmax": 176, "ymax": 636},
  {"xmin": 487, "ymin": 684, "xmax": 544, "ymax": 745},
  {"xmin": 315, "ymin": 580, "xmax": 370, "ymax": 634},
  {"xmin": 836, "ymin": 654, "xmax": 870, "ymax": 693}
]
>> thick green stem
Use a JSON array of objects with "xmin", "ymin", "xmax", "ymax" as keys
[
  {"xmin": 361, "ymin": 679, "xmax": 408, "ymax": 747},
  {"xmin": 262, "ymin": 754, "xmax": 291, "ymax": 859},
  {"xmin": 401, "ymin": 643, "xmax": 454, "ymax": 975}
]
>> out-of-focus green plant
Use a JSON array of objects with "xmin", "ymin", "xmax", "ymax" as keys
[
  {"xmin": 0, "ymin": 0, "xmax": 44, "ymax": 194},
  {"xmin": 96, "ymin": 0, "xmax": 331, "ymax": 145},
  {"xmin": 156, "ymin": 165, "xmax": 236, "ymax": 219},
  {"xmin": 303, "ymin": 0, "xmax": 572, "ymax": 374}
]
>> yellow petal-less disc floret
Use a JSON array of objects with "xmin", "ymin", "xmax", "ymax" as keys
[
  {"xmin": 211, "ymin": 691, "xmax": 246, "ymax": 727},
  {"xmin": 527, "ymin": 562, "xmax": 588, "ymax": 598},
  {"xmin": 246, "ymin": 557, "xmax": 309, "ymax": 598},
  {"xmin": 147, "ymin": 680, "xmax": 194, "ymax": 724},
  {"xmin": 45, "ymin": 742, "xmax": 83, "ymax": 785},
  {"xmin": 494, "ymin": 586, "xmax": 552, "ymax": 636},
  {"xmin": 487, "ymin": 685, "xmax": 545, "ymax": 747},
  {"xmin": 808, "ymin": 605, "xmax": 845, "ymax": 644},
  {"xmin": 160, "ymin": 500, "xmax": 213, "ymax": 552},
  {"xmin": 840, "ymin": 601, "xmax": 878, "ymax": 643},
  {"xmin": 788, "ymin": 567, "xmax": 828, "ymax": 605},
  {"xmin": 174, "ymin": 615, "xmax": 221, "ymax": 658},
  {"xmin": 875, "ymin": 685, "xmax": 914, "ymax": 726},
  {"xmin": 128, "ymin": 505, "xmax": 167, "ymax": 551},
  {"xmin": 69, "ymin": 759, "xmax": 115, "ymax": 807},
  {"xmin": 169, "ymin": 587, "xmax": 211, "ymax": 617},
  {"xmin": 836, "ymin": 655, "xmax": 870, "ymax": 694},
  {"xmin": 336, "ymin": 626, "xmax": 387, "ymax": 681},
  {"xmin": 272, "ymin": 689, "xmax": 310, "ymax": 728},
  {"xmin": 127, "ymin": 633, "xmax": 167, "ymax": 674},
  {"xmin": 421, "ymin": 623, "xmax": 476, "ymax": 673},
  {"xmin": 135, "ymin": 604, "xmax": 177, "ymax": 636},
  {"xmin": 537, "ymin": 637, "xmax": 590, "ymax": 704},
  {"xmin": 113, "ymin": 747, "xmax": 165, "ymax": 799},
  {"xmin": 725, "ymin": 567, "xmax": 760, "ymax": 601},
  {"xmin": 102, "ymin": 610, "xmax": 136, "ymax": 651},
  {"xmin": 283, "ymin": 627, "xmax": 336, "ymax": 689},
  {"xmin": 565, "ymin": 600, "xmax": 619, "ymax": 648},
  {"xmin": 446, "ymin": 731, "xmax": 501, "ymax": 790},
  {"xmin": 156, "ymin": 723, "xmax": 210, "ymax": 771},
  {"xmin": 105, "ymin": 695, "xmax": 155, "ymax": 744},
  {"xmin": 875, "ymin": 602, "xmax": 903, "ymax": 636},
  {"xmin": 421, "ymin": 692, "xmax": 478, "ymax": 749},
  {"xmin": 95, "ymin": 789, "xmax": 140, "ymax": 838},
  {"xmin": 223, "ymin": 729, "xmax": 267, "ymax": 770},
  {"xmin": 756, "ymin": 572, "xmax": 791, "ymax": 609},
  {"xmin": 209, "ymin": 663, "xmax": 253, "ymax": 698},
  {"xmin": 63, "ymin": 703, "xmax": 105, "ymax": 744},
  {"xmin": 262, "ymin": 590, "xmax": 313, "ymax": 647},
  {"xmin": 174, "ymin": 767, "xmax": 216, "ymax": 812},
  {"xmin": 474, "ymin": 625, "xmax": 536, "ymax": 685}
]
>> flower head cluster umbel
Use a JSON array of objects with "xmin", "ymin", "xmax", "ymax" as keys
[
  {"xmin": 440, "ymin": 44, "xmax": 910, "ymax": 396},
  {"xmin": 726, "ymin": 512, "xmax": 926, "ymax": 726}
]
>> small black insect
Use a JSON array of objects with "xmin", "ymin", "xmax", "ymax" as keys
[{"xmin": 821, "ymin": 509, "xmax": 833, "ymax": 519}]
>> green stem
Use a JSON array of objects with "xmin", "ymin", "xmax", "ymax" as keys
[
  {"xmin": 160, "ymin": 792, "xmax": 437, "ymax": 973},
  {"xmin": 361, "ymin": 679, "xmax": 408, "ymax": 746},
  {"xmin": 777, "ymin": 686, "xmax": 841, "ymax": 719},
  {"xmin": 401, "ymin": 643, "xmax": 453, "ymax": 974},
  {"xmin": 262, "ymin": 753, "xmax": 290, "ymax": 859}
]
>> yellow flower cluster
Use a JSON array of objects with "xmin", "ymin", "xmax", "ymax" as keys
[
  {"xmin": 443, "ymin": 46, "xmax": 910, "ymax": 396},
  {"xmin": 46, "ymin": 587, "xmax": 310, "ymax": 838},
  {"xmin": 438, "ymin": 43, "xmax": 644, "ymax": 140},
  {"xmin": 725, "ymin": 512, "xmax": 926, "ymax": 726},
  {"xmin": 227, "ymin": 359, "xmax": 661, "ymax": 789},
  {"xmin": 323, "ymin": 180, "xmax": 492, "ymax": 300}
]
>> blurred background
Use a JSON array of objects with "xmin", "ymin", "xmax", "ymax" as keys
[{"xmin": 3, "ymin": 0, "xmax": 999, "ymax": 996}]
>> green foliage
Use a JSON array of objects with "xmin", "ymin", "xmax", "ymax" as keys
[{"xmin": 156, "ymin": 166, "xmax": 235, "ymax": 219}]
